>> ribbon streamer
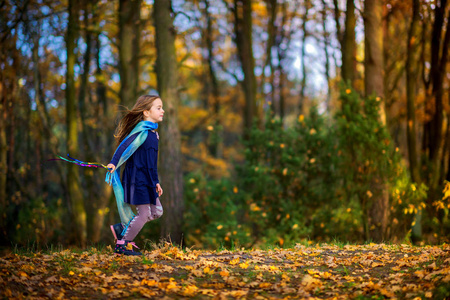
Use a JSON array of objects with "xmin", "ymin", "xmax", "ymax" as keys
[{"xmin": 49, "ymin": 154, "xmax": 110, "ymax": 170}]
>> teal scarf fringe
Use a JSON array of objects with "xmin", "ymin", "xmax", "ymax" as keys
[{"xmin": 105, "ymin": 121, "xmax": 158, "ymax": 225}]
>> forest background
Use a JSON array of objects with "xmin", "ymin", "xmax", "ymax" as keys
[{"xmin": 0, "ymin": 0, "xmax": 449, "ymax": 250}]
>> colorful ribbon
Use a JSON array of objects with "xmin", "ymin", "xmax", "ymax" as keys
[{"xmin": 49, "ymin": 154, "xmax": 110, "ymax": 170}]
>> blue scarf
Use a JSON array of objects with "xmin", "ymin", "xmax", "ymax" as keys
[{"xmin": 105, "ymin": 121, "xmax": 158, "ymax": 225}]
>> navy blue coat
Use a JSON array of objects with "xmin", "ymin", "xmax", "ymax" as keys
[{"xmin": 110, "ymin": 131, "xmax": 159, "ymax": 205}]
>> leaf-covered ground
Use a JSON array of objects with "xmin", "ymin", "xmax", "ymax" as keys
[{"xmin": 1, "ymin": 243, "xmax": 449, "ymax": 299}]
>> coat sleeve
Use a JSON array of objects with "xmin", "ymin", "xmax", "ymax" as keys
[
  {"xmin": 150, "ymin": 168, "xmax": 159, "ymax": 184},
  {"xmin": 109, "ymin": 132, "xmax": 139, "ymax": 166}
]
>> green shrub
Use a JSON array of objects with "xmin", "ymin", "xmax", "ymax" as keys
[
  {"xmin": 236, "ymin": 106, "xmax": 343, "ymax": 246},
  {"xmin": 13, "ymin": 197, "xmax": 63, "ymax": 246},
  {"xmin": 182, "ymin": 86, "xmax": 429, "ymax": 248},
  {"xmin": 183, "ymin": 172, "xmax": 252, "ymax": 248},
  {"xmin": 335, "ymin": 86, "xmax": 427, "ymax": 241}
]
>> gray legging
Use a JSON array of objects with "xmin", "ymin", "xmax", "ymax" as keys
[{"xmin": 122, "ymin": 198, "xmax": 163, "ymax": 241}]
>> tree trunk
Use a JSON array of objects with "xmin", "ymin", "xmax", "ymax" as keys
[
  {"xmin": 93, "ymin": 1, "xmax": 114, "ymax": 242},
  {"xmin": 233, "ymin": 0, "xmax": 257, "ymax": 134},
  {"xmin": 275, "ymin": 2, "xmax": 290, "ymax": 122},
  {"xmin": 204, "ymin": 0, "xmax": 223, "ymax": 158},
  {"xmin": 153, "ymin": 0, "xmax": 184, "ymax": 245},
  {"xmin": 364, "ymin": 0, "xmax": 388, "ymax": 242},
  {"xmin": 78, "ymin": 4, "xmax": 101, "ymax": 243},
  {"xmin": 406, "ymin": 0, "xmax": 422, "ymax": 240},
  {"xmin": 420, "ymin": 1, "xmax": 449, "ymax": 234},
  {"xmin": 405, "ymin": 2, "xmax": 421, "ymax": 169},
  {"xmin": 341, "ymin": 0, "xmax": 356, "ymax": 85},
  {"xmin": 94, "ymin": 1, "xmax": 108, "ymax": 119},
  {"xmin": 261, "ymin": 0, "xmax": 277, "ymax": 116},
  {"xmin": 119, "ymin": 0, "xmax": 141, "ymax": 108},
  {"xmin": 0, "ymin": 66, "xmax": 8, "ymax": 239},
  {"xmin": 66, "ymin": 0, "xmax": 86, "ymax": 246},
  {"xmin": 32, "ymin": 26, "xmax": 44, "ymax": 198},
  {"xmin": 364, "ymin": 0, "xmax": 385, "ymax": 102},
  {"xmin": 321, "ymin": 0, "xmax": 331, "ymax": 106},
  {"xmin": 428, "ymin": 0, "xmax": 449, "ymax": 191},
  {"xmin": 299, "ymin": 0, "xmax": 310, "ymax": 115},
  {"xmin": 446, "ymin": 119, "xmax": 450, "ymax": 181},
  {"xmin": 332, "ymin": 0, "xmax": 342, "ymax": 45},
  {"xmin": 278, "ymin": 66, "xmax": 286, "ymax": 122},
  {"xmin": 364, "ymin": 0, "xmax": 385, "ymax": 116}
]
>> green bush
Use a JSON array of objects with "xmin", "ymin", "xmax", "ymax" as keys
[
  {"xmin": 183, "ymin": 172, "xmax": 252, "ymax": 249},
  {"xmin": 13, "ymin": 197, "xmax": 63, "ymax": 246},
  {"xmin": 235, "ymin": 106, "xmax": 344, "ymax": 246},
  {"xmin": 182, "ymin": 86, "xmax": 428, "ymax": 248},
  {"xmin": 335, "ymin": 86, "xmax": 427, "ymax": 241}
]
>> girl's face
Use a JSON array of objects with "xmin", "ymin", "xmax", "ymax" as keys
[{"xmin": 143, "ymin": 98, "xmax": 164, "ymax": 123}]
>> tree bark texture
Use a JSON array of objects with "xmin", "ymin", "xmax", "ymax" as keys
[
  {"xmin": 406, "ymin": 0, "xmax": 421, "ymax": 184},
  {"xmin": 321, "ymin": 0, "xmax": 332, "ymax": 106},
  {"xmin": 299, "ymin": 0, "xmax": 310, "ymax": 115},
  {"xmin": 119, "ymin": 0, "xmax": 141, "ymax": 108},
  {"xmin": 79, "ymin": 5, "xmax": 103, "ymax": 243},
  {"xmin": 233, "ymin": 0, "xmax": 257, "ymax": 134},
  {"xmin": 341, "ymin": 0, "xmax": 356, "ymax": 85},
  {"xmin": 0, "ymin": 32, "xmax": 19, "ymax": 219},
  {"xmin": 0, "ymin": 81, "xmax": 6, "ymax": 223},
  {"xmin": 364, "ymin": 0, "xmax": 385, "ymax": 100},
  {"xmin": 153, "ymin": 0, "xmax": 185, "ymax": 245},
  {"xmin": 276, "ymin": 2, "xmax": 290, "ymax": 122},
  {"xmin": 406, "ymin": 0, "xmax": 423, "ymax": 241},
  {"xmin": 364, "ymin": 0, "xmax": 389, "ymax": 242},
  {"xmin": 0, "ymin": 42, "xmax": 13, "ymax": 238},
  {"xmin": 332, "ymin": 0, "xmax": 342, "ymax": 45},
  {"xmin": 428, "ymin": 0, "xmax": 449, "ymax": 191},
  {"xmin": 204, "ymin": 0, "xmax": 223, "ymax": 158},
  {"xmin": 261, "ymin": 0, "xmax": 277, "ymax": 116},
  {"xmin": 66, "ymin": 0, "xmax": 86, "ymax": 246},
  {"xmin": 91, "ymin": 1, "xmax": 113, "ymax": 243}
]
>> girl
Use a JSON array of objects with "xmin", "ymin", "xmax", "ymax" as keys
[{"xmin": 106, "ymin": 95, "xmax": 165, "ymax": 256}]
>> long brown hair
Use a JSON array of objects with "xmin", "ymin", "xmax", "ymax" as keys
[{"xmin": 114, "ymin": 95, "xmax": 160, "ymax": 145}]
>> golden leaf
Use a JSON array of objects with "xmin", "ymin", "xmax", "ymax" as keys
[
  {"xmin": 191, "ymin": 269, "xmax": 203, "ymax": 277},
  {"xmin": 182, "ymin": 284, "xmax": 199, "ymax": 296},
  {"xmin": 301, "ymin": 274, "xmax": 322, "ymax": 291},
  {"xmin": 229, "ymin": 290, "xmax": 248, "ymax": 297},
  {"xmin": 371, "ymin": 262, "xmax": 383, "ymax": 268},
  {"xmin": 269, "ymin": 266, "xmax": 280, "ymax": 272},
  {"xmin": 259, "ymin": 282, "xmax": 272, "ymax": 288},
  {"xmin": 239, "ymin": 262, "xmax": 249, "ymax": 269},
  {"xmin": 141, "ymin": 279, "xmax": 158, "ymax": 286}
]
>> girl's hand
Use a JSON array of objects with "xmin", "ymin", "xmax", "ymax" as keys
[
  {"xmin": 156, "ymin": 183, "xmax": 163, "ymax": 197},
  {"xmin": 107, "ymin": 163, "xmax": 116, "ymax": 173}
]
